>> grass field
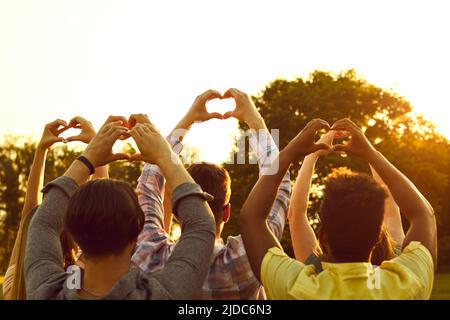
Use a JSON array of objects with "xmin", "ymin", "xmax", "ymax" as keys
[
  {"xmin": 0, "ymin": 274, "xmax": 449, "ymax": 300},
  {"xmin": 430, "ymin": 273, "xmax": 450, "ymax": 300}
]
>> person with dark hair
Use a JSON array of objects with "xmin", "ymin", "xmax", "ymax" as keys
[
  {"xmin": 24, "ymin": 116, "xmax": 216, "ymax": 300},
  {"xmin": 3, "ymin": 117, "xmax": 104, "ymax": 300},
  {"xmin": 132, "ymin": 89, "xmax": 291, "ymax": 299},
  {"xmin": 239, "ymin": 118, "xmax": 436, "ymax": 299}
]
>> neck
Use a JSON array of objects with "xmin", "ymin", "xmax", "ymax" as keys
[
  {"xmin": 322, "ymin": 252, "xmax": 371, "ymax": 263},
  {"xmin": 80, "ymin": 254, "xmax": 131, "ymax": 298}
]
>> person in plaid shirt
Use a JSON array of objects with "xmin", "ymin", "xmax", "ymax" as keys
[{"xmin": 132, "ymin": 88, "xmax": 291, "ymax": 299}]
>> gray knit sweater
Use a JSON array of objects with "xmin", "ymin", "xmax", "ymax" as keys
[{"xmin": 24, "ymin": 176, "xmax": 216, "ymax": 300}]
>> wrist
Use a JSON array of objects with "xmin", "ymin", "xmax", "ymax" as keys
[
  {"xmin": 64, "ymin": 160, "xmax": 91, "ymax": 186},
  {"xmin": 245, "ymin": 112, "xmax": 266, "ymax": 130},
  {"xmin": 180, "ymin": 113, "xmax": 195, "ymax": 129}
]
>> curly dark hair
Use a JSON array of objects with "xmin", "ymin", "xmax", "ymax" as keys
[{"xmin": 319, "ymin": 168, "xmax": 389, "ymax": 262}]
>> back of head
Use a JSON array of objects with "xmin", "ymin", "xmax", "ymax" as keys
[
  {"xmin": 187, "ymin": 162, "xmax": 231, "ymax": 223},
  {"xmin": 319, "ymin": 168, "xmax": 388, "ymax": 262},
  {"xmin": 65, "ymin": 179, "xmax": 144, "ymax": 257}
]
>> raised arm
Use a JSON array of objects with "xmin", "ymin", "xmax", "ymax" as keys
[
  {"xmin": 3, "ymin": 120, "xmax": 68, "ymax": 299},
  {"xmin": 25, "ymin": 117, "xmax": 130, "ymax": 299},
  {"xmin": 239, "ymin": 119, "xmax": 331, "ymax": 280},
  {"xmin": 289, "ymin": 131, "xmax": 335, "ymax": 262},
  {"xmin": 370, "ymin": 165, "xmax": 405, "ymax": 247},
  {"xmin": 331, "ymin": 118, "xmax": 437, "ymax": 267},
  {"xmin": 224, "ymin": 88, "xmax": 291, "ymax": 239},
  {"xmin": 23, "ymin": 120, "xmax": 69, "ymax": 216},
  {"xmin": 130, "ymin": 122, "xmax": 216, "ymax": 299},
  {"xmin": 65, "ymin": 116, "xmax": 109, "ymax": 179}
]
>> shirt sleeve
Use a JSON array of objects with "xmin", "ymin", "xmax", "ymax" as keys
[
  {"xmin": 261, "ymin": 247, "xmax": 305, "ymax": 300},
  {"xmin": 248, "ymin": 129, "xmax": 291, "ymax": 239},
  {"xmin": 382, "ymin": 241, "xmax": 434, "ymax": 299},
  {"xmin": 132, "ymin": 134, "xmax": 185, "ymax": 272},
  {"xmin": 24, "ymin": 176, "xmax": 78, "ymax": 299}
]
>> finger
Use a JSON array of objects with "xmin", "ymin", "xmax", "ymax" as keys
[
  {"xmin": 223, "ymin": 88, "xmax": 239, "ymax": 99},
  {"xmin": 331, "ymin": 118, "xmax": 358, "ymax": 133},
  {"xmin": 108, "ymin": 127, "xmax": 129, "ymax": 139},
  {"xmin": 64, "ymin": 135, "xmax": 82, "ymax": 142},
  {"xmin": 118, "ymin": 132, "xmax": 131, "ymax": 140},
  {"xmin": 48, "ymin": 119, "xmax": 68, "ymax": 128},
  {"xmin": 50, "ymin": 137, "xmax": 65, "ymax": 144},
  {"xmin": 130, "ymin": 124, "xmax": 144, "ymax": 137},
  {"xmin": 303, "ymin": 119, "xmax": 330, "ymax": 138},
  {"xmin": 56, "ymin": 125, "xmax": 71, "ymax": 135},
  {"xmin": 102, "ymin": 121, "xmax": 124, "ymax": 135},
  {"xmin": 104, "ymin": 115, "xmax": 129, "ymax": 127},
  {"xmin": 204, "ymin": 90, "xmax": 223, "ymax": 101},
  {"xmin": 332, "ymin": 144, "xmax": 351, "ymax": 154},
  {"xmin": 207, "ymin": 112, "xmax": 223, "ymax": 120},
  {"xmin": 129, "ymin": 153, "xmax": 143, "ymax": 162},
  {"xmin": 222, "ymin": 111, "xmax": 235, "ymax": 119},
  {"xmin": 108, "ymin": 153, "xmax": 130, "ymax": 162},
  {"xmin": 129, "ymin": 114, "xmax": 151, "ymax": 125},
  {"xmin": 311, "ymin": 143, "xmax": 332, "ymax": 153}
]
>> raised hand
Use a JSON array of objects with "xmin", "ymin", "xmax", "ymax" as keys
[
  {"xmin": 185, "ymin": 89, "xmax": 223, "ymax": 123},
  {"xmin": 222, "ymin": 88, "xmax": 261, "ymax": 123},
  {"xmin": 38, "ymin": 119, "xmax": 69, "ymax": 150},
  {"xmin": 82, "ymin": 120, "xmax": 130, "ymax": 167},
  {"xmin": 65, "ymin": 116, "xmax": 96, "ymax": 144},
  {"xmin": 330, "ymin": 118, "xmax": 376, "ymax": 158},
  {"xmin": 129, "ymin": 122, "xmax": 173, "ymax": 165},
  {"xmin": 284, "ymin": 119, "xmax": 331, "ymax": 160}
]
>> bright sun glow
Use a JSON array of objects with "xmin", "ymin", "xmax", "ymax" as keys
[{"xmin": 1, "ymin": 0, "xmax": 449, "ymax": 163}]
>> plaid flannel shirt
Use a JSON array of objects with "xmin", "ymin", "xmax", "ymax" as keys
[{"xmin": 132, "ymin": 130, "xmax": 291, "ymax": 300}]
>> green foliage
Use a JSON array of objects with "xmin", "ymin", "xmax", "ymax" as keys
[
  {"xmin": 222, "ymin": 70, "xmax": 450, "ymax": 265},
  {"xmin": 0, "ymin": 140, "xmax": 142, "ymax": 273}
]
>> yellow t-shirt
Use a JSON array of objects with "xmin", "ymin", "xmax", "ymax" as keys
[{"xmin": 261, "ymin": 241, "xmax": 434, "ymax": 300}]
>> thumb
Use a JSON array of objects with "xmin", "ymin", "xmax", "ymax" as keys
[
  {"xmin": 311, "ymin": 143, "xmax": 331, "ymax": 153},
  {"xmin": 332, "ymin": 144, "xmax": 350, "ymax": 154},
  {"xmin": 64, "ymin": 135, "xmax": 80, "ymax": 142},
  {"xmin": 109, "ymin": 153, "xmax": 130, "ymax": 162},
  {"xmin": 51, "ymin": 137, "xmax": 65, "ymax": 144},
  {"xmin": 222, "ymin": 111, "xmax": 234, "ymax": 119},
  {"xmin": 207, "ymin": 112, "xmax": 223, "ymax": 120},
  {"xmin": 129, "ymin": 153, "xmax": 143, "ymax": 162}
]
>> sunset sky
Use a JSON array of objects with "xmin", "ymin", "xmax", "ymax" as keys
[{"xmin": 1, "ymin": 0, "xmax": 449, "ymax": 163}]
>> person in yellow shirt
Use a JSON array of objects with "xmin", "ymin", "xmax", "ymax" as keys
[{"xmin": 239, "ymin": 118, "xmax": 437, "ymax": 300}]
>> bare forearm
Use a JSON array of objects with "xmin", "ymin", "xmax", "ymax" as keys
[
  {"xmin": 92, "ymin": 165, "xmax": 109, "ymax": 180},
  {"xmin": 170, "ymin": 115, "xmax": 194, "ymax": 142},
  {"xmin": 367, "ymin": 151, "xmax": 434, "ymax": 221},
  {"xmin": 245, "ymin": 113, "xmax": 267, "ymax": 131},
  {"xmin": 289, "ymin": 155, "xmax": 320, "ymax": 261},
  {"xmin": 22, "ymin": 146, "xmax": 47, "ymax": 217},
  {"xmin": 369, "ymin": 165, "xmax": 405, "ymax": 245},
  {"xmin": 289, "ymin": 155, "xmax": 317, "ymax": 219},
  {"xmin": 158, "ymin": 154, "xmax": 195, "ymax": 192}
]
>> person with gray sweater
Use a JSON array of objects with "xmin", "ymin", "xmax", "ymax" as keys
[{"xmin": 24, "ymin": 115, "xmax": 216, "ymax": 300}]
